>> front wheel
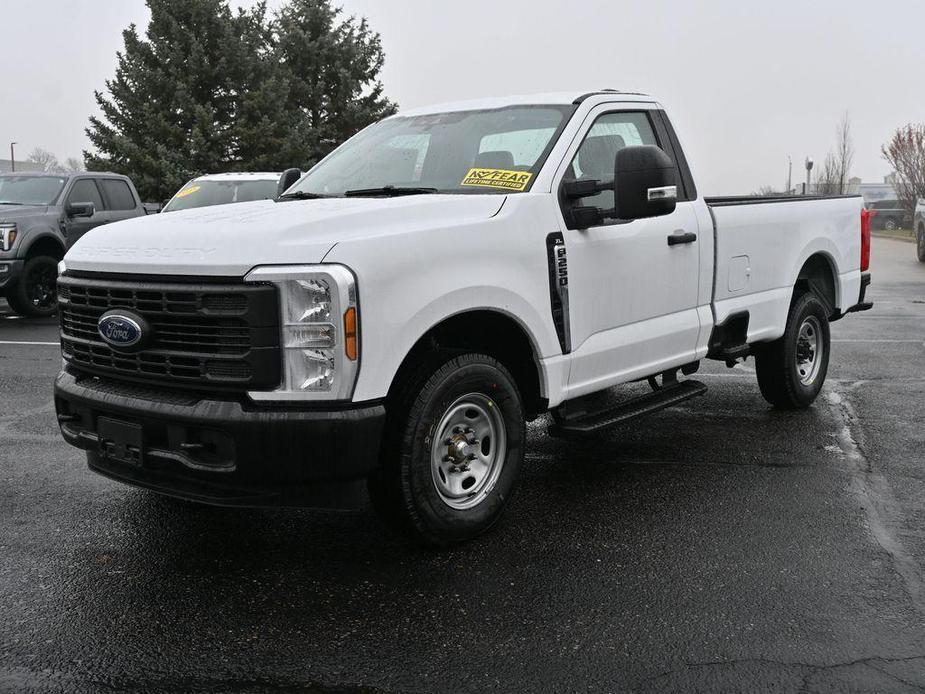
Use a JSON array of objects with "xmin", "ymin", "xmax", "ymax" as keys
[
  {"xmin": 6, "ymin": 255, "xmax": 59, "ymax": 318},
  {"xmin": 369, "ymin": 352, "xmax": 525, "ymax": 546},
  {"xmin": 754, "ymin": 292, "xmax": 831, "ymax": 409},
  {"xmin": 917, "ymin": 225, "xmax": 925, "ymax": 263}
]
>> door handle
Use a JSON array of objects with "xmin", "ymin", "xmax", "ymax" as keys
[{"xmin": 667, "ymin": 231, "xmax": 697, "ymax": 246}]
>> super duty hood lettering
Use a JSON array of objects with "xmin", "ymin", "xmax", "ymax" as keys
[{"xmin": 64, "ymin": 195, "xmax": 506, "ymax": 277}]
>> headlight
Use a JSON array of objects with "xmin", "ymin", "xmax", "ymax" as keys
[
  {"xmin": 0, "ymin": 224, "xmax": 17, "ymax": 252},
  {"xmin": 244, "ymin": 264, "xmax": 359, "ymax": 401}
]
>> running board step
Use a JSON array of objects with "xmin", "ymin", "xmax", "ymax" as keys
[{"xmin": 549, "ymin": 380, "xmax": 708, "ymax": 438}]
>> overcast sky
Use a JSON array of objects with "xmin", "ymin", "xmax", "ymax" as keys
[{"xmin": 2, "ymin": 0, "xmax": 923, "ymax": 194}]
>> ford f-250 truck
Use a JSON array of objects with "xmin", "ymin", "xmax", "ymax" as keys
[{"xmin": 54, "ymin": 91, "xmax": 873, "ymax": 545}]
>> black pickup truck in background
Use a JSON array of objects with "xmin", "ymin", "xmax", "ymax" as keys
[
  {"xmin": 0, "ymin": 171, "xmax": 151, "ymax": 317},
  {"xmin": 866, "ymin": 199, "xmax": 910, "ymax": 232}
]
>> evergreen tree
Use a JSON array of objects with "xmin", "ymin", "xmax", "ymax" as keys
[
  {"xmin": 85, "ymin": 0, "xmax": 281, "ymax": 200},
  {"xmin": 86, "ymin": 0, "xmax": 396, "ymax": 200},
  {"xmin": 271, "ymin": 0, "xmax": 397, "ymax": 169}
]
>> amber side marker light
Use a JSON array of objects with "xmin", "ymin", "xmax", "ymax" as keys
[{"xmin": 344, "ymin": 307, "xmax": 358, "ymax": 361}]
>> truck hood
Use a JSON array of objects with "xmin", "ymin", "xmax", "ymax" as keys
[
  {"xmin": 64, "ymin": 195, "xmax": 506, "ymax": 277},
  {"xmin": 0, "ymin": 204, "xmax": 50, "ymax": 222}
]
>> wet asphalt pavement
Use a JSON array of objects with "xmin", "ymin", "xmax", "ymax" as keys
[{"xmin": 1, "ymin": 236, "xmax": 924, "ymax": 693}]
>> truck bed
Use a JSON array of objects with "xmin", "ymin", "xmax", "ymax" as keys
[
  {"xmin": 704, "ymin": 194, "xmax": 860, "ymax": 207},
  {"xmin": 705, "ymin": 194, "xmax": 864, "ymax": 345}
]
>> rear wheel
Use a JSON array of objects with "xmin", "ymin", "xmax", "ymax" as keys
[
  {"xmin": 884, "ymin": 217, "xmax": 899, "ymax": 231},
  {"xmin": 917, "ymin": 225, "xmax": 925, "ymax": 262},
  {"xmin": 6, "ymin": 255, "xmax": 59, "ymax": 318},
  {"xmin": 754, "ymin": 292, "xmax": 831, "ymax": 409},
  {"xmin": 368, "ymin": 352, "xmax": 525, "ymax": 546}
]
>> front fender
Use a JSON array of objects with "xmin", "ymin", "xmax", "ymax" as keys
[
  {"xmin": 376, "ymin": 286, "xmax": 551, "ymax": 397},
  {"xmin": 18, "ymin": 226, "xmax": 66, "ymax": 259},
  {"xmin": 324, "ymin": 205, "xmax": 563, "ymax": 403}
]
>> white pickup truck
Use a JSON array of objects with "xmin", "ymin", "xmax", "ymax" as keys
[{"xmin": 55, "ymin": 90, "xmax": 873, "ymax": 545}]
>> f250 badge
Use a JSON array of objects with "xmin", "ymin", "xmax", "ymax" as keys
[
  {"xmin": 546, "ymin": 233, "xmax": 571, "ymax": 354},
  {"xmin": 97, "ymin": 312, "xmax": 145, "ymax": 349}
]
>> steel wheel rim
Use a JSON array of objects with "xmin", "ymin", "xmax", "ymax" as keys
[
  {"xmin": 795, "ymin": 315, "xmax": 823, "ymax": 386},
  {"xmin": 430, "ymin": 393, "xmax": 507, "ymax": 510},
  {"xmin": 26, "ymin": 263, "xmax": 56, "ymax": 309}
]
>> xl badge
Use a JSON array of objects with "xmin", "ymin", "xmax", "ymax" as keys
[{"xmin": 97, "ymin": 311, "xmax": 145, "ymax": 349}]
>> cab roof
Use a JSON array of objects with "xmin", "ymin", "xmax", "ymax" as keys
[{"xmin": 397, "ymin": 90, "xmax": 654, "ymax": 117}]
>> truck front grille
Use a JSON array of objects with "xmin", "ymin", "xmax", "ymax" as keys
[{"xmin": 58, "ymin": 274, "xmax": 280, "ymax": 391}]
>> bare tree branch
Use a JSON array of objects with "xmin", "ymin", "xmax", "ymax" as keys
[
  {"xmin": 882, "ymin": 124, "xmax": 925, "ymax": 213},
  {"xmin": 26, "ymin": 147, "xmax": 64, "ymax": 173},
  {"xmin": 816, "ymin": 112, "xmax": 854, "ymax": 195},
  {"xmin": 63, "ymin": 157, "xmax": 85, "ymax": 173}
]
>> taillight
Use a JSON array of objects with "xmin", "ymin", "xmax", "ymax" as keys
[{"xmin": 860, "ymin": 208, "xmax": 874, "ymax": 272}]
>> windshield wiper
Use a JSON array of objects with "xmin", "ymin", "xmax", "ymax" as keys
[
  {"xmin": 344, "ymin": 186, "xmax": 439, "ymax": 198},
  {"xmin": 277, "ymin": 191, "xmax": 334, "ymax": 201}
]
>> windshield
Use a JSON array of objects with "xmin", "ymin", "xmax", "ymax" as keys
[
  {"xmin": 287, "ymin": 105, "xmax": 573, "ymax": 197},
  {"xmin": 0, "ymin": 175, "xmax": 67, "ymax": 205},
  {"xmin": 163, "ymin": 178, "xmax": 279, "ymax": 212}
]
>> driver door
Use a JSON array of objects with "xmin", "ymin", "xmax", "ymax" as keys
[
  {"xmin": 557, "ymin": 107, "xmax": 703, "ymax": 398},
  {"xmin": 63, "ymin": 177, "xmax": 109, "ymax": 248}
]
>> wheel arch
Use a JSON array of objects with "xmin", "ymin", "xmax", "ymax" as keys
[
  {"xmin": 385, "ymin": 309, "xmax": 547, "ymax": 420},
  {"xmin": 21, "ymin": 232, "xmax": 66, "ymax": 262},
  {"xmin": 794, "ymin": 251, "xmax": 839, "ymax": 317}
]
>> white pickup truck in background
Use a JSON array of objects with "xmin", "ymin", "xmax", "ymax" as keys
[{"xmin": 55, "ymin": 90, "xmax": 873, "ymax": 545}]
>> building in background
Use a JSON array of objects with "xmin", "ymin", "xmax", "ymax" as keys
[{"xmin": 0, "ymin": 159, "xmax": 44, "ymax": 174}]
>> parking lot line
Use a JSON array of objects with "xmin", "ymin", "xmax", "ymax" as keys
[
  {"xmin": 0, "ymin": 341, "xmax": 60, "ymax": 346},
  {"xmin": 832, "ymin": 338, "xmax": 925, "ymax": 343}
]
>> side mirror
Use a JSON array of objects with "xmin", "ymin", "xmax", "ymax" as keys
[
  {"xmin": 562, "ymin": 178, "xmax": 610, "ymax": 229},
  {"xmin": 66, "ymin": 201, "xmax": 95, "ymax": 218},
  {"xmin": 613, "ymin": 145, "xmax": 678, "ymax": 220},
  {"xmin": 277, "ymin": 168, "xmax": 303, "ymax": 197}
]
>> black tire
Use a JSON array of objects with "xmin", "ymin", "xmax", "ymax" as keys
[
  {"xmin": 7, "ymin": 255, "xmax": 59, "ymax": 318},
  {"xmin": 369, "ymin": 351, "xmax": 525, "ymax": 546},
  {"xmin": 754, "ymin": 291, "xmax": 831, "ymax": 410},
  {"xmin": 917, "ymin": 225, "xmax": 925, "ymax": 263}
]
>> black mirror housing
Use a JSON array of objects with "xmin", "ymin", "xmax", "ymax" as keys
[
  {"xmin": 277, "ymin": 168, "xmax": 303, "ymax": 198},
  {"xmin": 614, "ymin": 145, "xmax": 678, "ymax": 220},
  {"xmin": 66, "ymin": 201, "xmax": 95, "ymax": 219}
]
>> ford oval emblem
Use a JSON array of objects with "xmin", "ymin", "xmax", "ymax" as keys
[{"xmin": 98, "ymin": 312, "xmax": 144, "ymax": 349}]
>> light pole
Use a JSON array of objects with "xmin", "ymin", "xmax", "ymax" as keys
[{"xmin": 9, "ymin": 142, "xmax": 16, "ymax": 172}]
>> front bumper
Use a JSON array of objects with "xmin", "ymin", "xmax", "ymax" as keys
[
  {"xmin": 54, "ymin": 369, "xmax": 386, "ymax": 509},
  {"xmin": 0, "ymin": 258, "xmax": 23, "ymax": 291}
]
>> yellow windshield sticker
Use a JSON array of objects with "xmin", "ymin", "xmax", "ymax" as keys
[
  {"xmin": 175, "ymin": 185, "xmax": 201, "ymax": 198},
  {"xmin": 461, "ymin": 168, "xmax": 532, "ymax": 192}
]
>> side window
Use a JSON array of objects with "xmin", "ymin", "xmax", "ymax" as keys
[
  {"xmin": 66, "ymin": 179, "xmax": 104, "ymax": 212},
  {"xmin": 566, "ymin": 111, "xmax": 658, "ymax": 210},
  {"xmin": 99, "ymin": 179, "xmax": 136, "ymax": 211}
]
